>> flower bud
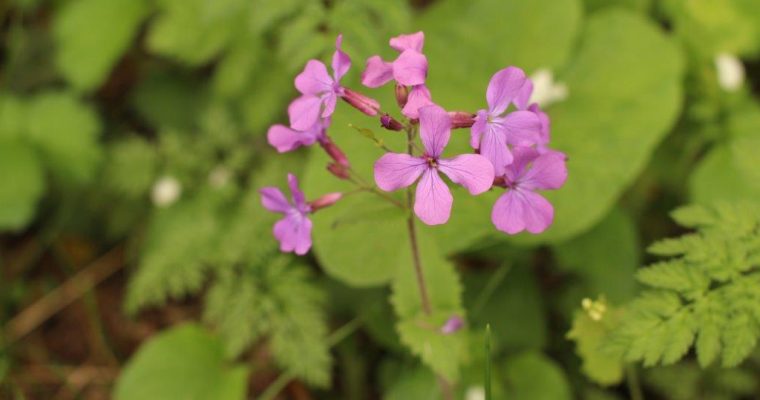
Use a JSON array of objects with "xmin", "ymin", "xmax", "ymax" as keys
[
  {"xmin": 395, "ymin": 83, "xmax": 409, "ymax": 108},
  {"xmin": 449, "ymin": 111, "xmax": 476, "ymax": 129},
  {"xmin": 380, "ymin": 114, "xmax": 404, "ymax": 131},
  {"xmin": 320, "ymin": 137, "xmax": 350, "ymax": 167},
  {"xmin": 151, "ymin": 176, "xmax": 182, "ymax": 207},
  {"xmin": 309, "ymin": 192, "xmax": 342, "ymax": 211},
  {"xmin": 341, "ymin": 88, "xmax": 380, "ymax": 116},
  {"xmin": 440, "ymin": 315, "xmax": 464, "ymax": 334},
  {"xmin": 327, "ymin": 162, "xmax": 350, "ymax": 180}
]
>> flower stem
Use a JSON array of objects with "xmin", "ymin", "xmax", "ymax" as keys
[
  {"xmin": 626, "ymin": 364, "xmax": 644, "ymax": 400},
  {"xmin": 405, "ymin": 125, "xmax": 432, "ymax": 316}
]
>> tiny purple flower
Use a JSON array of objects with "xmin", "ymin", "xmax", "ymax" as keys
[
  {"xmin": 440, "ymin": 315, "xmax": 465, "ymax": 334},
  {"xmin": 374, "ymin": 104, "xmax": 495, "ymax": 225},
  {"xmin": 491, "ymin": 147, "xmax": 567, "ymax": 234},
  {"xmin": 361, "ymin": 32, "xmax": 433, "ymax": 119},
  {"xmin": 260, "ymin": 174, "xmax": 314, "ymax": 255},
  {"xmin": 471, "ymin": 67, "xmax": 542, "ymax": 176},
  {"xmin": 267, "ymin": 118, "xmax": 329, "ymax": 153}
]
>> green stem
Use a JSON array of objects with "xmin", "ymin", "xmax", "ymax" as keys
[
  {"xmin": 626, "ymin": 364, "xmax": 644, "ymax": 400},
  {"xmin": 485, "ymin": 324, "xmax": 492, "ymax": 400},
  {"xmin": 471, "ymin": 262, "xmax": 512, "ymax": 318}
]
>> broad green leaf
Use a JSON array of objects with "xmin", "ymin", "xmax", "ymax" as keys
[
  {"xmin": 584, "ymin": 0, "xmax": 651, "ymax": 13},
  {"xmin": 114, "ymin": 324, "xmax": 247, "ymax": 400},
  {"xmin": 689, "ymin": 145, "xmax": 760, "ymax": 203},
  {"xmin": 567, "ymin": 310, "xmax": 624, "ymax": 386},
  {"xmin": 502, "ymin": 352, "xmax": 572, "ymax": 400},
  {"xmin": 0, "ymin": 95, "xmax": 26, "ymax": 140},
  {"xmin": 0, "ymin": 141, "xmax": 45, "ymax": 231},
  {"xmin": 102, "ymin": 137, "xmax": 158, "ymax": 198},
  {"xmin": 53, "ymin": 0, "xmax": 150, "ymax": 91},
  {"xmin": 26, "ymin": 92, "xmax": 102, "ymax": 184},
  {"xmin": 383, "ymin": 366, "xmax": 441, "ymax": 400}
]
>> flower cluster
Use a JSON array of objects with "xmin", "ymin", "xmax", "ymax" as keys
[{"xmin": 262, "ymin": 32, "xmax": 567, "ymax": 254}]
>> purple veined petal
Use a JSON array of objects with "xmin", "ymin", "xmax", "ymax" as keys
[
  {"xmin": 414, "ymin": 169, "xmax": 453, "ymax": 225},
  {"xmin": 260, "ymin": 187, "xmax": 291, "ymax": 213},
  {"xmin": 361, "ymin": 56, "xmax": 394, "ymax": 88},
  {"xmin": 418, "ymin": 104, "xmax": 451, "ymax": 158},
  {"xmin": 321, "ymin": 92, "xmax": 338, "ymax": 118},
  {"xmin": 273, "ymin": 214, "xmax": 313, "ymax": 255},
  {"xmin": 478, "ymin": 124, "xmax": 512, "ymax": 177},
  {"xmin": 502, "ymin": 110, "xmax": 541, "ymax": 146},
  {"xmin": 519, "ymin": 150, "xmax": 568, "ymax": 191},
  {"xmin": 470, "ymin": 110, "xmax": 489, "ymax": 149},
  {"xmin": 486, "ymin": 66, "xmax": 527, "ymax": 115},
  {"xmin": 374, "ymin": 153, "xmax": 427, "ymax": 191},
  {"xmin": 491, "ymin": 189, "xmax": 553, "ymax": 234},
  {"xmin": 288, "ymin": 95, "xmax": 323, "ymax": 131},
  {"xmin": 332, "ymin": 34, "xmax": 351, "ymax": 82},
  {"xmin": 504, "ymin": 146, "xmax": 539, "ymax": 184},
  {"xmin": 389, "ymin": 31, "xmax": 425, "ymax": 52},
  {"xmin": 294, "ymin": 60, "xmax": 334, "ymax": 96},
  {"xmin": 529, "ymin": 103, "xmax": 551, "ymax": 144},
  {"xmin": 515, "ymin": 79, "xmax": 534, "ymax": 110},
  {"xmin": 438, "ymin": 154, "xmax": 495, "ymax": 195},
  {"xmin": 288, "ymin": 173, "xmax": 309, "ymax": 212},
  {"xmin": 267, "ymin": 124, "xmax": 320, "ymax": 153},
  {"xmin": 392, "ymin": 50, "xmax": 428, "ymax": 86},
  {"xmin": 401, "ymin": 84, "xmax": 433, "ymax": 119}
]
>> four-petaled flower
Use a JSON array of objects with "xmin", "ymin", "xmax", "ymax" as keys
[
  {"xmin": 260, "ymin": 174, "xmax": 314, "ymax": 255},
  {"xmin": 491, "ymin": 147, "xmax": 567, "ymax": 234},
  {"xmin": 288, "ymin": 35, "xmax": 352, "ymax": 131},
  {"xmin": 361, "ymin": 31, "xmax": 433, "ymax": 119},
  {"xmin": 267, "ymin": 118, "xmax": 329, "ymax": 153},
  {"xmin": 374, "ymin": 104, "xmax": 494, "ymax": 225},
  {"xmin": 471, "ymin": 67, "xmax": 541, "ymax": 176}
]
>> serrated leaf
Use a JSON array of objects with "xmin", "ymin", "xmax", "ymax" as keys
[{"xmin": 114, "ymin": 324, "xmax": 247, "ymax": 400}]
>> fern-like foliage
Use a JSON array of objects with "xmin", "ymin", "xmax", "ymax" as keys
[{"xmin": 606, "ymin": 202, "xmax": 760, "ymax": 368}]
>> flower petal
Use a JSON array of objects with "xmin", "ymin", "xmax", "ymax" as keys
[
  {"xmin": 502, "ymin": 110, "xmax": 541, "ymax": 145},
  {"xmin": 294, "ymin": 60, "xmax": 333, "ymax": 95},
  {"xmin": 274, "ymin": 214, "xmax": 313, "ymax": 255},
  {"xmin": 414, "ymin": 169, "xmax": 453, "ymax": 225},
  {"xmin": 520, "ymin": 150, "xmax": 568, "ymax": 191},
  {"xmin": 529, "ymin": 104, "xmax": 551, "ymax": 145},
  {"xmin": 470, "ymin": 110, "xmax": 488, "ymax": 149},
  {"xmin": 288, "ymin": 173, "xmax": 309, "ymax": 212},
  {"xmin": 479, "ymin": 124, "xmax": 512, "ymax": 177},
  {"xmin": 438, "ymin": 154, "xmax": 495, "ymax": 195},
  {"xmin": 515, "ymin": 79, "xmax": 533, "ymax": 110},
  {"xmin": 418, "ymin": 104, "xmax": 451, "ymax": 158},
  {"xmin": 486, "ymin": 66, "xmax": 527, "ymax": 115},
  {"xmin": 389, "ymin": 31, "xmax": 425, "ymax": 52},
  {"xmin": 321, "ymin": 92, "xmax": 337, "ymax": 118},
  {"xmin": 332, "ymin": 34, "xmax": 351, "ymax": 82},
  {"xmin": 260, "ymin": 187, "xmax": 291, "ymax": 213},
  {"xmin": 491, "ymin": 189, "xmax": 553, "ymax": 234},
  {"xmin": 401, "ymin": 84, "xmax": 433, "ymax": 119},
  {"xmin": 361, "ymin": 56, "xmax": 394, "ymax": 88},
  {"xmin": 505, "ymin": 146, "xmax": 539, "ymax": 183},
  {"xmin": 288, "ymin": 95, "xmax": 323, "ymax": 131},
  {"xmin": 267, "ymin": 124, "xmax": 320, "ymax": 153},
  {"xmin": 374, "ymin": 153, "xmax": 426, "ymax": 191},
  {"xmin": 392, "ymin": 50, "xmax": 428, "ymax": 86}
]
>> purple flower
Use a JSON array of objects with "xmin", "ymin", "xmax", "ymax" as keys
[
  {"xmin": 361, "ymin": 32, "xmax": 433, "ymax": 119},
  {"xmin": 440, "ymin": 315, "xmax": 464, "ymax": 334},
  {"xmin": 267, "ymin": 118, "xmax": 329, "ymax": 153},
  {"xmin": 515, "ymin": 80, "xmax": 551, "ymax": 152},
  {"xmin": 491, "ymin": 147, "xmax": 567, "ymax": 234},
  {"xmin": 471, "ymin": 67, "xmax": 542, "ymax": 176},
  {"xmin": 260, "ymin": 174, "xmax": 314, "ymax": 255},
  {"xmin": 288, "ymin": 35, "xmax": 352, "ymax": 131},
  {"xmin": 374, "ymin": 104, "xmax": 495, "ymax": 225}
]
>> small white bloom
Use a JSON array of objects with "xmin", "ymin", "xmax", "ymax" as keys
[
  {"xmin": 208, "ymin": 166, "xmax": 231, "ymax": 188},
  {"xmin": 715, "ymin": 53, "xmax": 745, "ymax": 92},
  {"xmin": 465, "ymin": 386, "xmax": 486, "ymax": 400},
  {"xmin": 529, "ymin": 69, "xmax": 568, "ymax": 108},
  {"xmin": 151, "ymin": 176, "xmax": 182, "ymax": 207}
]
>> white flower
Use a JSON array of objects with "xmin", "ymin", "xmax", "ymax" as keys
[
  {"xmin": 465, "ymin": 386, "xmax": 486, "ymax": 400},
  {"xmin": 529, "ymin": 69, "xmax": 568, "ymax": 108},
  {"xmin": 208, "ymin": 166, "xmax": 231, "ymax": 188},
  {"xmin": 151, "ymin": 176, "xmax": 181, "ymax": 207},
  {"xmin": 714, "ymin": 53, "xmax": 745, "ymax": 92}
]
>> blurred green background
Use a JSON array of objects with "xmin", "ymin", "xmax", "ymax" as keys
[{"xmin": 1, "ymin": 0, "xmax": 760, "ymax": 399}]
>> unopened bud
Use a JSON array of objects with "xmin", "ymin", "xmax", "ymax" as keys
[
  {"xmin": 320, "ymin": 137, "xmax": 350, "ymax": 167},
  {"xmin": 341, "ymin": 88, "xmax": 380, "ymax": 116},
  {"xmin": 327, "ymin": 162, "xmax": 350, "ymax": 180},
  {"xmin": 309, "ymin": 192, "xmax": 342, "ymax": 211},
  {"xmin": 395, "ymin": 84, "xmax": 409, "ymax": 108},
  {"xmin": 380, "ymin": 114, "xmax": 404, "ymax": 131},
  {"xmin": 449, "ymin": 111, "xmax": 476, "ymax": 129},
  {"xmin": 440, "ymin": 315, "xmax": 464, "ymax": 334}
]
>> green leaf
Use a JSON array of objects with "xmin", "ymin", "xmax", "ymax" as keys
[
  {"xmin": 0, "ymin": 141, "xmax": 45, "ymax": 231},
  {"xmin": 0, "ymin": 95, "xmax": 26, "ymax": 140},
  {"xmin": 383, "ymin": 365, "xmax": 441, "ymax": 400},
  {"xmin": 502, "ymin": 352, "xmax": 572, "ymax": 400},
  {"xmin": 689, "ymin": 144, "xmax": 760, "ymax": 204},
  {"xmin": 26, "ymin": 92, "xmax": 102, "ymax": 184},
  {"xmin": 53, "ymin": 0, "xmax": 150, "ymax": 91},
  {"xmin": 102, "ymin": 137, "xmax": 158, "ymax": 198},
  {"xmin": 567, "ymin": 309, "xmax": 624, "ymax": 386},
  {"xmin": 114, "ymin": 324, "xmax": 247, "ymax": 400}
]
